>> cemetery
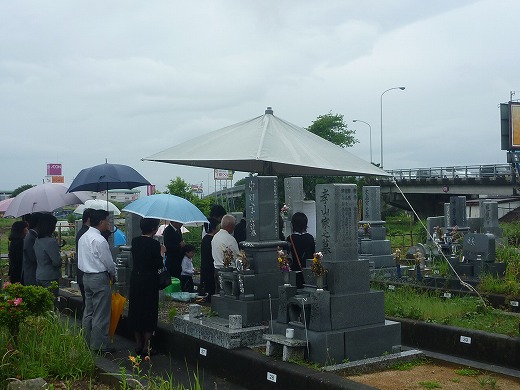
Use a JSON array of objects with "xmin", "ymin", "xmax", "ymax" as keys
[
  {"xmin": 5, "ymin": 151, "xmax": 517, "ymax": 387},
  {"xmin": 49, "ymin": 175, "xmax": 520, "ymax": 388}
]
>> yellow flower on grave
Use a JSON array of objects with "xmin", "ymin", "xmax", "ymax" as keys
[
  {"xmin": 362, "ymin": 223, "xmax": 371, "ymax": 235},
  {"xmin": 236, "ymin": 250, "xmax": 249, "ymax": 271},
  {"xmin": 311, "ymin": 252, "xmax": 327, "ymax": 277},
  {"xmin": 277, "ymin": 247, "xmax": 290, "ymax": 272},
  {"xmin": 222, "ymin": 246, "xmax": 235, "ymax": 268}
]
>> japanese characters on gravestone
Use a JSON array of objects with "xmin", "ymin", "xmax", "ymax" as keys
[
  {"xmin": 246, "ymin": 176, "xmax": 279, "ymax": 242},
  {"xmin": 283, "ymin": 177, "xmax": 304, "ymax": 216},
  {"xmin": 362, "ymin": 186, "xmax": 382, "ymax": 222},
  {"xmin": 315, "ymin": 184, "xmax": 358, "ymax": 261},
  {"xmin": 283, "ymin": 177, "xmax": 304, "ymax": 237}
]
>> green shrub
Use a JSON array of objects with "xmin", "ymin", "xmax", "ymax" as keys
[
  {"xmin": 0, "ymin": 283, "xmax": 54, "ymax": 337},
  {"xmin": 502, "ymin": 221, "xmax": 520, "ymax": 246}
]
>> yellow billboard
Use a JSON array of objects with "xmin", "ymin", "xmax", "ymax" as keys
[{"xmin": 512, "ymin": 103, "xmax": 520, "ymax": 148}]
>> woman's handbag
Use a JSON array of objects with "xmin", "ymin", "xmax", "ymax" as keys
[{"xmin": 158, "ymin": 268, "xmax": 172, "ymax": 290}]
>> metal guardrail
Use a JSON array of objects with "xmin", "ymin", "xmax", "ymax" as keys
[{"xmin": 385, "ymin": 164, "xmax": 514, "ymax": 180}]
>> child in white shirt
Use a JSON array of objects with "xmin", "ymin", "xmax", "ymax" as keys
[{"xmin": 180, "ymin": 244, "xmax": 196, "ymax": 292}]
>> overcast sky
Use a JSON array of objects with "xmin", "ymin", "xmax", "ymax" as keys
[{"xmin": 1, "ymin": 0, "xmax": 518, "ymax": 195}]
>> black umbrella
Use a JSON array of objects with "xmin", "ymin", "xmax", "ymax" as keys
[{"xmin": 67, "ymin": 162, "xmax": 151, "ymax": 194}]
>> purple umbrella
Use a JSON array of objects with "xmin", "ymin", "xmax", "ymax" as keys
[
  {"xmin": 4, "ymin": 183, "xmax": 92, "ymax": 218},
  {"xmin": 0, "ymin": 198, "xmax": 13, "ymax": 213}
]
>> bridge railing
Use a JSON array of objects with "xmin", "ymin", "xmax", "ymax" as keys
[{"xmin": 385, "ymin": 164, "xmax": 513, "ymax": 181}]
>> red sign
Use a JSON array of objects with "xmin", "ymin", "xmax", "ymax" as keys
[{"xmin": 47, "ymin": 163, "xmax": 62, "ymax": 176}]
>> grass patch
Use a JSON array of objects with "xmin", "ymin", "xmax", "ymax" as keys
[
  {"xmin": 478, "ymin": 375, "xmax": 498, "ymax": 388},
  {"xmin": 455, "ymin": 367, "xmax": 480, "ymax": 376},
  {"xmin": 418, "ymin": 380, "xmax": 442, "ymax": 389},
  {"xmin": 377, "ymin": 284, "xmax": 520, "ymax": 337},
  {"xmin": 391, "ymin": 358, "xmax": 430, "ymax": 371}
]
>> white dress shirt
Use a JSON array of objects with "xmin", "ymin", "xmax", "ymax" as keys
[
  {"xmin": 78, "ymin": 227, "xmax": 116, "ymax": 276},
  {"xmin": 211, "ymin": 229, "xmax": 239, "ymax": 268}
]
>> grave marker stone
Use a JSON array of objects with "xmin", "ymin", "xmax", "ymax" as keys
[
  {"xmin": 362, "ymin": 186, "xmax": 382, "ymax": 222},
  {"xmin": 316, "ymin": 184, "xmax": 358, "ymax": 261},
  {"xmin": 481, "ymin": 201, "xmax": 502, "ymax": 237},
  {"xmin": 246, "ymin": 176, "xmax": 279, "ymax": 242},
  {"xmin": 449, "ymin": 196, "xmax": 467, "ymax": 228}
]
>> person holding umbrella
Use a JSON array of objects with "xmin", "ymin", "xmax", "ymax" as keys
[
  {"xmin": 22, "ymin": 213, "xmax": 41, "ymax": 286},
  {"xmin": 34, "ymin": 213, "xmax": 62, "ymax": 297},
  {"xmin": 200, "ymin": 217, "xmax": 219, "ymax": 301},
  {"xmin": 78, "ymin": 209, "xmax": 116, "ymax": 354},
  {"xmin": 163, "ymin": 221, "xmax": 185, "ymax": 279},
  {"xmin": 75, "ymin": 208, "xmax": 95, "ymax": 311},
  {"xmin": 8, "ymin": 221, "xmax": 28, "ymax": 283},
  {"xmin": 128, "ymin": 218, "xmax": 166, "ymax": 357}
]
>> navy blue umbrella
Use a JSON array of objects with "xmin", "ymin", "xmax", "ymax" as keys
[{"xmin": 67, "ymin": 162, "xmax": 151, "ymax": 193}]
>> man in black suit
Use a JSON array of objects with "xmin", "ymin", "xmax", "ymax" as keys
[
  {"xmin": 163, "ymin": 221, "xmax": 185, "ymax": 278},
  {"xmin": 234, "ymin": 209, "xmax": 246, "ymax": 244}
]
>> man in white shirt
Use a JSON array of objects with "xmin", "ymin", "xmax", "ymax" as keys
[
  {"xmin": 211, "ymin": 214, "xmax": 239, "ymax": 294},
  {"xmin": 78, "ymin": 209, "xmax": 116, "ymax": 354}
]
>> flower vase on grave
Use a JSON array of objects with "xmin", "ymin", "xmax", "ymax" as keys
[
  {"xmin": 396, "ymin": 263, "xmax": 402, "ymax": 278},
  {"xmin": 283, "ymin": 271, "xmax": 290, "ymax": 286},
  {"xmin": 316, "ymin": 275, "xmax": 324, "ymax": 290}
]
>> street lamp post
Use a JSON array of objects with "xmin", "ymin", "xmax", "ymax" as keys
[
  {"xmin": 380, "ymin": 86, "xmax": 405, "ymax": 169},
  {"xmin": 352, "ymin": 119, "xmax": 372, "ymax": 164}
]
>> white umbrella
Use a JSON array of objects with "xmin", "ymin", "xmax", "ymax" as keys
[
  {"xmin": 74, "ymin": 199, "xmax": 121, "ymax": 215},
  {"xmin": 4, "ymin": 183, "xmax": 92, "ymax": 218},
  {"xmin": 143, "ymin": 107, "xmax": 391, "ymax": 177}
]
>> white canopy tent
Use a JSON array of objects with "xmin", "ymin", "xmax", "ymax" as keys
[{"xmin": 144, "ymin": 107, "xmax": 391, "ymax": 177}]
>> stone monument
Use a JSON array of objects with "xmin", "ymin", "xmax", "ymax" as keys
[
  {"xmin": 272, "ymin": 183, "xmax": 401, "ymax": 364},
  {"xmin": 211, "ymin": 176, "xmax": 288, "ymax": 326},
  {"xmin": 358, "ymin": 186, "xmax": 395, "ymax": 270}
]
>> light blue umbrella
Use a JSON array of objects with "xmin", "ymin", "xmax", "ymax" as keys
[
  {"xmin": 122, "ymin": 194, "xmax": 208, "ymax": 225},
  {"xmin": 114, "ymin": 228, "xmax": 126, "ymax": 246}
]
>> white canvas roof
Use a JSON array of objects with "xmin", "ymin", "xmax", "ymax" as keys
[{"xmin": 144, "ymin": 108, "xmax": 391, "ymax": 177}]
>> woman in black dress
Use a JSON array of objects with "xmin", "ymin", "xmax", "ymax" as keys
[
  {"xmin": 128, "ymin": 218, "xmax": 165, "ymax": 356},
  {"xmin": 287, "ymin": 212, "xmax": 315, "ymax": 289},
  {"xmin": 8, "ymin": 221, "xmax": 28, "ymax": 283},
  {"xmin": 200, "ymin": 217, "xmax": 219, "ymax": 302}
]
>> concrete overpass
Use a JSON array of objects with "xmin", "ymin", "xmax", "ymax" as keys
[
  {"xmin": 371, "ymin": 164, "xmax": 519, "ymax": 217},
  {"xmin": 205, "ymin": 164, "xmax": 520, "ymax": 218}
]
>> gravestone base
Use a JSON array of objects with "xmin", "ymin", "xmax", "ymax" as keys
[
  {"xmin": 172, "ymin": 314, "xmax": 267, "ymax": 349},
  {"xmin": 211, "ymin": 294, "xmax": 278, "ymax": 327},
  {"xmin": 454, "ymin": 263, "xmax": 474, "ymax": 277},
  {"xmin": 271, "ymin": 319, "xmax": 401, "ymax": 365},
  {"xmin": 362, "ymin": 254, "xmax": 395, "ymax": 268},
  {"xmin": 369, "ymin": 266, "xmax": 407, "ymax": 279}
]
